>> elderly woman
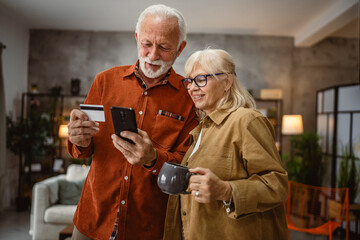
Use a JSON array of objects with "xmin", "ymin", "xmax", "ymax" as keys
[{"xmin": 163, "ymin": 49, "xmax": 288, "ymax": 240}]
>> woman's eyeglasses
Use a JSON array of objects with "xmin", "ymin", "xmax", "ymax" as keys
[{"xmin": 182, "ymin": 73, "xmax": 226, "ymax": 90}]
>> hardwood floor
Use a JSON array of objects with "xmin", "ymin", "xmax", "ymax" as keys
[
  {"xmin": 0, "ymin": 207, "xmax": 31, "ymax": 240},
  {"xmin": 0, "ymin": 207, "xmax": 354, "ymax": 240}
]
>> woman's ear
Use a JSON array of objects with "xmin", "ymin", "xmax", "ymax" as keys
[{"xmin": 225, "ymin": 74, "xmax": 233, "ymax": 91}]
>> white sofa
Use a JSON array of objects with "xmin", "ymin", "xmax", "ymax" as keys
[{"xmin": 30, "ymin": 164, "xmax": 90, "ymax": 240}]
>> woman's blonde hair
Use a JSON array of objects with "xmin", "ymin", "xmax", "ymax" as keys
[{"xmin": 184, "ymin": 48, "xmax": 256, "ymax": 119}]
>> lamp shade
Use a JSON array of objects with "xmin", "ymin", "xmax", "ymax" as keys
[
  {"xmin": 282, "ymin": 115, "xmax": 303, "ymax": 135},
  {"xmin": 59, "ymin": 124, "xmax": 68, "ymax": 138}
]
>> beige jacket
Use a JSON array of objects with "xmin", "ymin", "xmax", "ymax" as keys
[{"xmin": 163, "ymin": 107, "xmax": 288, "ymax": 240}]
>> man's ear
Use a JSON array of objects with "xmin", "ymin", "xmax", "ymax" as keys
[
  {"xmin": 176, "ymin": 41, "xmax": 187, "ymax": 57},
  {"xmin": 135, "ymin": 32, "xmax": 138, "ymax": 42}
]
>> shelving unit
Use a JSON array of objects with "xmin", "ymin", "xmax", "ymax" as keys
[
  {"xmin": 17, "ymin": 92, "xmax": 87, "ymax": 209},
  {"xmin": 255, "ymin": 98, "xmax": 283, "ymax": 153}
]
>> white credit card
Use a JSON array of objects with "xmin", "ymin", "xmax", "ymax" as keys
[{"xmin": 80, "ymin": 104, "xmax": 105, "ymax": 122}]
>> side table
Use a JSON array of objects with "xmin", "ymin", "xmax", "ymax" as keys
[
  {"xmin": 59, "ymin": 223, "xmax": 74, "ymax": 240},
  {"xmin": 349, "ymin": 203, "xmax": 360, "ymax": 238}
]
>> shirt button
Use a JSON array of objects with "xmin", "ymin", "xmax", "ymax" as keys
[
  {"xmin": 205, "ymin": 124, "xmax": 209, "ymax": 128},
  {"xmin": 124, "ymin": 176, "xmax": 128, "ymax": 180},
  {"xmin": 139, "ymin": 111, "xmax": 143, "ymax": 115},
  {"xmin": 182, "ymin": 211, "xmax": 186, "ymax": 216},
  {"xmin": 152, "ymin": 170, "xmax": 157, "ymax": 173},
  {"xmin": 144, "ymin": 91, "xmax": 148, "ymax": 95},
  {"xmin": 121, "ymin": 200, "xmax": 126, "ymax": 205}
]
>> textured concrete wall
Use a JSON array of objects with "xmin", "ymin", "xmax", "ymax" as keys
[
  {"xmin": 292, "ymin": 38, "xmax": 359, "ymax": 132},
  {"xmin": 28, "ymin": 30, "xmax": 359, "ymax": 131},
  {"xmin": 0, "ymin": 30, "xmax": 353, "ymax": 209}
]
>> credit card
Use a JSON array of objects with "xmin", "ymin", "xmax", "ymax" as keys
[{"xmin": 80, "ymin": 104, "xmax": 105, "ymax": 122}]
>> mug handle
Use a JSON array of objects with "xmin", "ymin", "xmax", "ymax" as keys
[{"xmin": 181, "ymin": 172, "xmax": 196, "ymax": 194}]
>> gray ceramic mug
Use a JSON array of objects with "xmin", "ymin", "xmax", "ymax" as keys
[{"xmin": 157, "ymin": 162, "xmax": 195, "ymax": 195}]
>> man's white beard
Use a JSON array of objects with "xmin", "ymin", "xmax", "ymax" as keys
[{"xmin": 138, "ymin": 52, "xmax": 176, "ymax": 79}]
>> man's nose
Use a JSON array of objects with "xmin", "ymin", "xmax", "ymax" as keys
[{"xmin": 148, "ymin": 46, "xmax": 160, "ymax": 61}]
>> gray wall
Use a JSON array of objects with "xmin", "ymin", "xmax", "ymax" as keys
[
  {"xmin": 2, "ymin": 29, "xmax": 356, "ymax": 208},
  {"xmin": 0, "ymin": 6, "xmax": 29, "ymax": 210},
  {"xmin": 292, "ymin": 38, "xmax": 359, "ymax": 132},
  {"xmin": 28, "ymin": 30, "xmax": 359, "ymax": 131}
]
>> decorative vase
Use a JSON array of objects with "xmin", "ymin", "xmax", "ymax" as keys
[
  {"xmin": 31, "ymin": 84, "xmax": 39, "ymax": 93},
  {"xmin": 70, "ymin": 78, "xmax": 80, "ymax": 95}
]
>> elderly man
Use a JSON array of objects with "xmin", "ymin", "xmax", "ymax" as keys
[{"xmin": 67, "ymin": 4, "xmax": 197, "ymax": 240}]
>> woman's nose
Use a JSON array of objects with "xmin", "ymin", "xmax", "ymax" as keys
[{"xmin": 188, "ymin": 80, "xmax": 199, "ymax": 90}]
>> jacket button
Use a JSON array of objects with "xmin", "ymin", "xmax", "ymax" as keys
[
  {"xmin": 182, "ymin": 211, "xmax": 186, "ymax": 216},
  {"xmin": 121, "ymin": 200, "xmax": 126, "ymax": 205}
]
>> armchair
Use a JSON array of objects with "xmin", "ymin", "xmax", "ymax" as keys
[{"xmin": 30, "ymin": 164, "xmax": 90, "ymax": 240}]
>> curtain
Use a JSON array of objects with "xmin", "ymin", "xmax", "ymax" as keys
[{"xmin": 0, "ymin": 42, "xmax": 6, "ymax": 210}]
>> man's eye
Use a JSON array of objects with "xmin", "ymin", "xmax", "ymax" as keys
[{"xmin": 159, "ymin": 46, "xmax": 170, "ymax": 51}]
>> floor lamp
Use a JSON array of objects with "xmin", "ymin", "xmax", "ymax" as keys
[{"xmin": 282, "ymin": 115, "xmax": 304, "ymax": 161}]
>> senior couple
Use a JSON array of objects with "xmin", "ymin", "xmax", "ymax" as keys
[{"xmin": 68, "ymin": 4, "xmax": 288, "ymax": 240}]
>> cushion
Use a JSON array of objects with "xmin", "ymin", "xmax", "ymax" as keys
[
  {"xmin": 58, "ymin": 178, "xmax": 85, "ymax": 205},
  {"xmin": 66, "ymin": 164, "xmax": 90, "ymax": 182},
  {"xmin": 44, "ymin": 205, "xmax": 77, "ymax": 224}
]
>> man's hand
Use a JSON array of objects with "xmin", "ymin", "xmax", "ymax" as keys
[
  {"xmin": 68, "ymin": 109, "xmax": 100, "ymax": 148},
  {"xmin": 111, "ymin": 129, "xmax": 157, "ymax": 166}
]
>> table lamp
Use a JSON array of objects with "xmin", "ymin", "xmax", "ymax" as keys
[
  {"xmin": 282, "ymin": 115, "xmax": 303, "ymax": 135},
  {"xmin": 58, "ymin": 124, "xmax": 68, "ymax": 138}
]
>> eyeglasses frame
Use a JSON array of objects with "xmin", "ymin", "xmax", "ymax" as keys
[{"xmin": 182, "ymin": 73, "xmax": 227, "ymax": 90}]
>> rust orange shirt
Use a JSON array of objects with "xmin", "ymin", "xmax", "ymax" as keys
[{"xmin": 68, "ymin": 62, "xmax": 198, "ymax": 240}]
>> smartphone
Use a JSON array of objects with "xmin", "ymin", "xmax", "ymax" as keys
[{"xmin": 110, "ymin": 106, "xmax": 138, "ymax": 144}]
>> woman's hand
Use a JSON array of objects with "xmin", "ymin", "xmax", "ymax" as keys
[{"xmin": 189, "ymin": 167, "xmax": 232, "ymax": 203}]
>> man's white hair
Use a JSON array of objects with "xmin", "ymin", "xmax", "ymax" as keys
[{"xmin": 135, "ymin": 4, "xmax": 187, "ymax": 48}]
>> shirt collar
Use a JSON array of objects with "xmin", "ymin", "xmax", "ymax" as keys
[{"xmin": 124, "ymin": 60, "xmax": 182, "ymax": 91}]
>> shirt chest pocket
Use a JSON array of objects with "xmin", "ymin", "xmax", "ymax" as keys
[{"xmin": 151, "ymin": 114, "xmax": 185, "ymax": 150}]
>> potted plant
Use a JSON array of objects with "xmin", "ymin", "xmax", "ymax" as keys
[
  {"xmin": 282, "ymin": 132, "xmax": 324, "ymax": 226},
  {"xmin": 266, "ymin": 107, "xmax": 277, "ymax": 125},
  {"xmin": 337, "ymin": 144, "xmax": 359, "ymax": 204},
  {"xmin": 6, "ymin": 99, "xmax": 58, "ymax": 211},
  {"xmin": 282, "ymin": 132, "xmax": 324, "ymax": 186}
]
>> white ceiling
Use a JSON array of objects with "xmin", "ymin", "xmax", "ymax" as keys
[{"xmin": 0, "ymin": 0, "xmax": 359, "ymax": 47}]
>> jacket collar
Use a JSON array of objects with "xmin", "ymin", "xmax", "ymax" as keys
[
  {"xmin": 206, "ymin": 108, "xmax": 235, "ymax": 126},
  {"xmin": 189, "ymin": 108, "xmax": 236, "ymax": 138}
]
